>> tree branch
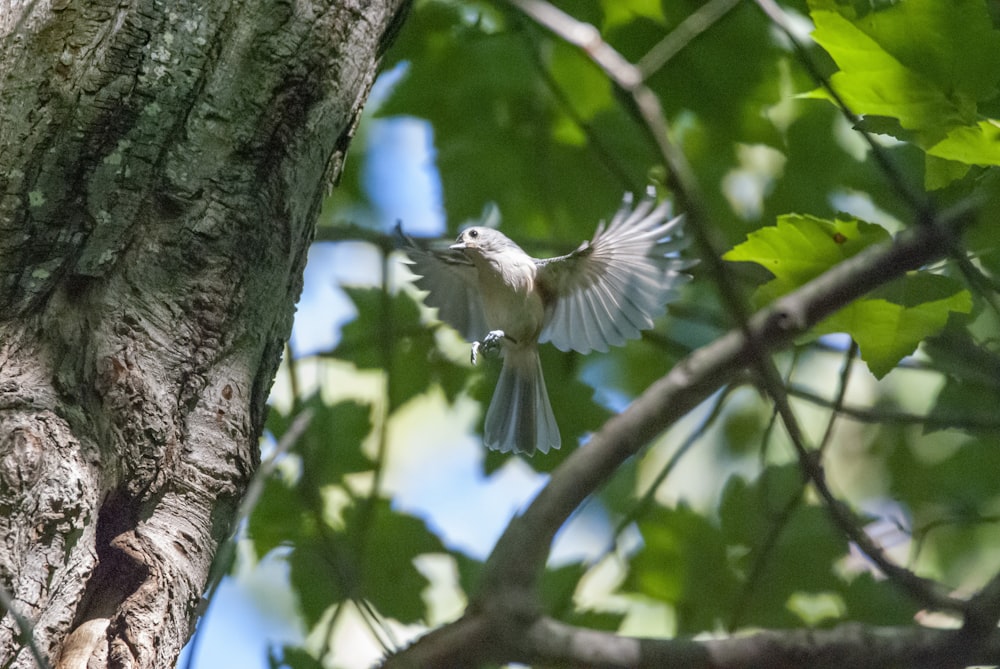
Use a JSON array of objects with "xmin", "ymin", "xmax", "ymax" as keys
[
  {"xmin": 390, "ymin": 614, "xmax": 1000, "ymax": 669},
  {"xmin": 523, "ymin": 617, "xmax": 1000, "ymax": 669}
]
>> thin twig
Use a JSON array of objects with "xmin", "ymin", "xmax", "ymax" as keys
[
  {"xmin": 817, "ymin": 340, "xmax": 858, "ymax": 456},
  {"xmin": 759, "ymin": 355, "xmax": 963, "ymax": 611},
  {"xmin": 787, "ymin": 385, "xmax": 1000, "ymax": 431},
  {"xmin": 637, "ymin": 0, "xmax": 744, "ymax": 78},
  {"xmin": 518, "ymin": 26, "xmax": 640, "ymax": 193}
]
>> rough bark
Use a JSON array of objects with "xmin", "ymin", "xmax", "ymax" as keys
[{"xmin": 0, "ymin": 1, "xmax": 408, "ymax": 667}]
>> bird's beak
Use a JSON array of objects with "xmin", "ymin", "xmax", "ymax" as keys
[{"xmin": 450, "ymin": 240, "xmax": 467, "ymax": 250}]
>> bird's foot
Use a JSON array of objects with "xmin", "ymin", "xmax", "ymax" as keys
[{"xmin": 471, "ymin": 330, "xmax": 509, "ymax": 365}]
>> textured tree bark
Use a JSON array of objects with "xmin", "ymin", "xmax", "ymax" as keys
[{"xmin": 0, "ymin": 1, "xmax": 408, "ymax": 667}]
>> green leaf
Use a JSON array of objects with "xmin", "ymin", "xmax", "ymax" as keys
[
  {"xmin": 827, "ymin": 0, "xmax": 1000, "ymax": 104},
  {"xmin": 927, "ymin": 120, "xmax": 1000, "ymax": 167},
  {"xmin": 808, "ymin": 8, "xmax": 959, "ymax": 133},
  {"xmin": 720, "ymin": 465, "xmax": 849, "ymax": 628},
  {"xmin": 722, "ymin": 213, "xmax": 889, "ymax": 306},
  {"xmin": 924, "ymin": 155, "xmax": 972, "ymax": 191},
  {"xmin": 295, "ymin": 397, "xmax": 375, "ymax": 485},
  {"xmin": 566, "ymin": 608, "xmax": 626, "ymax": 632},
  {"xmin": 808, "ymin": 0, "xmax": 1000, "ymax": 132},
  {"xmin": 548, "ymin": 41, "xmax": 615, "ymax": 146},
  {"xmin": 601, "ymin": 0, "xmax": 665, "ymax": 29},
  {"xmin": 287, "ymin": 499, "xmax": 445, "ymax": 627},
  {"xmin": 268, "ymin": 645, "xmax": 325, "ymax": 669},
  {"xmin": 452, "ymin": 550, "xmax": 484, "ymax": 599},
  {"xmin": 625, "ymin": 504, "xmax": 740, "ymax": 633},
  {"xmin": 725, "ymin": 216, "xmax": 972, "ymax": 378},
  {"xmin": 334, "ymin": 286, "xmax": 422, "ymax": 370},
  {"xmin": 814, "ymin": 274, "xmax": 972, "ymax": 378},
  {"xmin": 380, "ymin": 0, "xmax": 652, "ymax": 238},
  {"xmin": 889, "ymin": 438, "xmax": 1000, "ymax": 516},
  {"xmin": 333, "ymin": 286, "xmax": 469, "ymax": 409},
  {"xmin": 839, "ymin": 572, "xmax": 920, "ymax": 626},
  {"xmin": 288, "ymin": 540, "xmax": 345, "ymax": 628},
  {"xmin": 807, "ymin": 0, "xmax": 1000, "ymax": 187},
  {"xmin": 347, "ymin": 499, "xmax": 445, "ymax": 623},
  {"xmin": 930, "ymin": 374, "xmax": 1000, "ymax": 435},
  {"xmin": 252, "ymin": 399, "xmax": 374, "ymax": 560},
  {"xmin": 540, "ymin": 563, "xmax": 587, "ymax": 617},
  {"xmin": 248, "ymin": 475, "xmax": 311, "ymax": 560}
]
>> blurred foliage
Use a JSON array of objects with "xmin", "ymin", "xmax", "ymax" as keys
[{"xmin": 232, "ymin": 0, "xmax": 1000, "ymax": 667}]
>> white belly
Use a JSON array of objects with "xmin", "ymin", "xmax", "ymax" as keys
[{"xmin": 476, "ymin": 258, "xmax": 544, "ymax": 346}]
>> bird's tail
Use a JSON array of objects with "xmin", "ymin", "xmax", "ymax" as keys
[{"xmin": 484, "ymin": 346, "xmax": 561, "ymax": 455}]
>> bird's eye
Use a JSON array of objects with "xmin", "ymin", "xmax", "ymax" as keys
[{"xmin": 468, "ymin": 229, "xmax": 479, "ymax": 238}]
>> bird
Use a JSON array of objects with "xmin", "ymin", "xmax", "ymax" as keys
[{"xmin": 403, "ymin": 189, "xmax": 692, "ymax": 455}]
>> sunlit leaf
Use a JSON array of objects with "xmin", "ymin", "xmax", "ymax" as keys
[
  {"xmin": 725, "ymin": 216, "xmax": 971, "ymax": 378},
  {"xmin": 927, "ymin": 120, "xmax": 1000, "ymax": 167},
  {"xmin": 722, "ymin": 213, "xmax": 889, "ymax": 306},
  {"xmin": 808, "ymin": 0, "xmax": 1000, "ymax": 132},
  {"xmin": 601, "ymin": 0, "xmax": 665, "ymax": 30},
  {"xmin": 815, "ymin": 274, "xmax": 972, "ymax": 378},
  {"xmin": 807, "ymin": 0, "xmax": 1000, "ymax": 187},
  {"xmin": 923, "ymin": 155, "xmax": 972, "ymax": 191},
  {"xmin": 807, "ymin": 11, "xmax": 957, "ymax": 133}
]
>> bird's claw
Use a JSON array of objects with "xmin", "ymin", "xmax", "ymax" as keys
[{"xmin": 471, "ymin": 330, "xmax": 508, "ymax": 365}]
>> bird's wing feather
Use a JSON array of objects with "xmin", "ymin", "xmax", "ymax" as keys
[
  {"xmin": 402, "ymin": 237, "xmax": 488, "ymax": 341},
  {"xmin": 536, "ymin": 191, "xmax": 693, "ymax": 353}
]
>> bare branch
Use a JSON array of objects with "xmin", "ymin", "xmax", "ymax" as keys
[
  {"xmin": 523, "ymin": 617, "xmax": 1000, "ymax": 669},
  {"xmin": 788, "ymin": 385, "xmax": 1000, "ymax": 431},
  {"xmin": 638, "ymin": 0, "xmax": 744, "ymax": 78}
]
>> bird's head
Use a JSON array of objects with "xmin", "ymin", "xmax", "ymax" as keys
[{"xmin": 450, "ymin": 227, "xmax": 519, "ymax": 258}]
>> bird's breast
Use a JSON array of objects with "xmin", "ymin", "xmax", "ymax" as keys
[{"xmin": 475, "ymin": 257, "xmax": 544, "ymax": 346}]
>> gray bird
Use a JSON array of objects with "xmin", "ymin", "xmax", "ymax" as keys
[{"xmin": 404, "ymin": 190, "xmax": 692, "ymax": 455}]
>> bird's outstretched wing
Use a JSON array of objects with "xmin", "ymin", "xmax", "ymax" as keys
[
  {"xmin": 536, "ymin": 191, "xmax": 692, "ymax": 354},
  {"xmin": 401, "ymin": 233, "xmax": 489, "ymax": 342}
]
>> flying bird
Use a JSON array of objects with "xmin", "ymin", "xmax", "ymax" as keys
[{"xmin": 404, "ymin": 190, "xmax": 691, "ymax": 455}]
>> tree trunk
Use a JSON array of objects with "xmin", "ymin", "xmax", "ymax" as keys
[{"xmin": 0, "ymin": 1, "xmax": 407, "ymax": 666}]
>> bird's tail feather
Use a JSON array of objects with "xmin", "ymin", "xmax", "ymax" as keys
[{"xmin": 484, "ymin": 347, "xmax": 560, "ymax": 455}]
